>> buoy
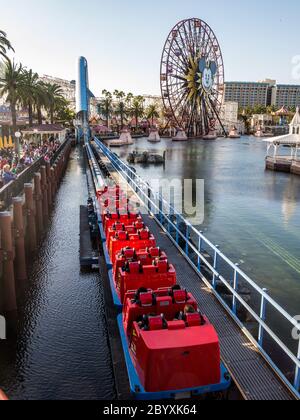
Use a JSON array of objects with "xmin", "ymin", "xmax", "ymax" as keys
[
  {"xmin": 0, "ymin": 136, "xmax": 3, "ymax": 149},
  {"xmin": 3, "ymin": 136, "xmax": 8, "ymax": 148}
]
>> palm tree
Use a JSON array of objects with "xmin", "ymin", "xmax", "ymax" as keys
[
  {"xmin": 34, "ymin": 81, "xmax": 48, "ymax": 124},
  {"xmin": 54, "ymin": 97, "xmax": 75, "ymax": 125},
  {"xmin": 0, "ymin": 59, "xmax": 24, "ymax": 153},
  {"xmin": 114, "ymin": 90, "xmax": 127, "ymax": 130},
  {"xmin": 126, "ymin": 92, "xmax": 134, "ymax": 107},
  {"xmin": 99, "ymin": 90, "xmax": 114, "ymax": 129},
  {"xmin": 44, "ymin": 82, "xmax": 64, "ymax": 124},
  {"xmin": 21, "ymin": 68, "xmax": 39, "ymax": 126},
  {"xmin": 146, "ymin": 104, "xmax": 160, "ymax": 127},
  {"xmin": 130, "ymin": 96, "xmax": 144, "ymax": 129},
  {"xmin": 0, "ymin": 30, "xmax": 14, "ymax": 61}
]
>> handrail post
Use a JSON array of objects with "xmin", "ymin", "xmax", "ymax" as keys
[
  {"xmin": 212, "ymin": 246, "xmax": 219, "ymax": 289},
  {"xmin": 147, "ymin": 184, "xmax": 151, "ymax": 214},
  {"xmin": 232, "ymin": 263, "xmax": 239, "ymax": 314},
  {"xmin": 198, "ymin": 232, "xmax": 203, "ymax": 271},
  {"xmin": 258, "ymin": 289, "xmax": 268, "ymax": 347},
  {"xmin": 294, "ymin": 338, "xmax": 300, "ymax": 391},
  {"xmin": 176, "ymin": 214, "xmax": 180, "ymax": 244},
  {"xmin": 159, "ymin": 194, "xmax": 163, "ymax": 224},
  {"xmin": 185, "ymin": 224, "xmax": 190, "ymax": 256}
]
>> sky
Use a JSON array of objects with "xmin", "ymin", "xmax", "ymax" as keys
[{"xmin": 1, "ymin": 0, "xmax": 300, "ymax": 96}]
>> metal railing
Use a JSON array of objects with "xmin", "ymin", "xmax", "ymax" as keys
[
  {"xmin": 0, "ymin": 138, "xmax": 70, "ymax": 210},
  {"xmin": 94, "ymin": 137, "xmax": 300, "ymax": 398}
]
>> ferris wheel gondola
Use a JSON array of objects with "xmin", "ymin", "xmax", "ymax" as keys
[{"xmin": 160, "ymin": 18, "xmax": 226, "ymax": 138}]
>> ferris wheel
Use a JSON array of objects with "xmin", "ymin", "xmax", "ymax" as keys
[{"xmin": 160, "ymin": 18, "xmax": 226, "ymax": 138}]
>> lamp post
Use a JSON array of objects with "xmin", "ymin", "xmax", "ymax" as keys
[
  {"xmin": 33, "ymin": 128, "xmax": 38, "ymax": 146},
  {"xmin": 15, "ymin": 131, "xmax": 22, "ymax": 159}
]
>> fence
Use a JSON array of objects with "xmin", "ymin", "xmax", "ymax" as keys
[{"xmin": 0, "ymin": 139, "xmax": 70, "ymax": 211}]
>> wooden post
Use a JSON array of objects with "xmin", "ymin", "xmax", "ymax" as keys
[
  {"xmin": 53, "ymin": 164, "xmax": 58, "ymax": 192},
  {"xmin": 46, "ymin": 162, "xmax": 52, "ymax": 209},
  {"xmin": 0, "ymin": 212, "xmax": 17, "ymax": 312},
  {"xmin": 24, "ymin": 183, "xmax": 37, "ymax": 254},
  {"xmin": 50, "ymin": 167, "xmax": 56, "ymax": 202},
  {"xmin": 40, "ymin": 166, "xmax": 49, "ymax": 220},
  {"xmin": 34, "ymin": 173, "xmax": 43, "ymax": 237},
  {"xmin": 12, "ymin": 197, "xmax": 27, "ymax": 282}
]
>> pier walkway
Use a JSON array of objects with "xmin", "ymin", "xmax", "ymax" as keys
[{"xmin": 92, "ymin": 140, "xmax": 298, "ymax": 401}]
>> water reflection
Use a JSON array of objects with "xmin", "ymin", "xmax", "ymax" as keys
[{"xmin": 0, "ymin": 148, "xmax": 116, "ymax": 400}]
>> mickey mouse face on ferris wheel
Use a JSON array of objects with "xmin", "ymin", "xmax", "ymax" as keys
[{"xmin": 199, "ymin": 58, "xmax": 217, "ymax": 93}]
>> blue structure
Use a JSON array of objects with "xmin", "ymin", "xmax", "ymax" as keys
[{"xmin": 76, "ymin": 56, "xmax": 94, "ymax": 142}]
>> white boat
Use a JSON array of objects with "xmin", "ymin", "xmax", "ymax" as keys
[
  {"xmin": 254, "ymin": 127, "xmax": 264, "ymax": 138},
  {"xmin": 108, "ymin": 129, "xmax": 134, "ymax": 147},
  {"xmin": 254, "ymin": 127, "xmax": 274, "ymax": 139},
  {"xmin": 147, "ymin": 128, "xmax": 161, "ymax": 143},
  {"xmin": 172, "ymin": 129, "xmax": 188, "ymax": 142},
  {"xmin": 228, "ymin": 126, "xmax": 241, "ymax": 139},
  {"xmin": 203, "ymin": 129, "xmax": 217, "ymax": 140}
]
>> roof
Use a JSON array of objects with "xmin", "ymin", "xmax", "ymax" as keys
[
  {"xmin": 290, "ymin": 108, "xmax": 300, "ymax": 126},
  {"xmin": 275, "ymin": 106, "xmax": 290, "ymax": 116},
  {"xmin": 22, "ymin": 124, "xmax": 65, "ymax": 134},
  {"xmin": 263, "ymin": 133, "xmax": 300, "ymax": 145}
]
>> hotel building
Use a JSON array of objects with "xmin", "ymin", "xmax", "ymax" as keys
[{"xmin": 225, "ymin": 80, "xmax": 300, "ymax": 109}]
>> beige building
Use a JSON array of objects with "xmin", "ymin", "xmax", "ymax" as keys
[
  {"xmin": 218, "ymin": 101, "xmax": 244, "ymax": 134},
  {"xmin": 40, "ymin": 75, "xmax": 76, "ymax": 110}
]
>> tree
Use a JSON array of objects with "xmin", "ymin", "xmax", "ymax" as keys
[
  {"xmin": 0, "ymin": 30, "xmax": 14, "ymax": 61},
  {"xmin": 99, "ymin": 90, "xmax": 114, "ymax": 129},
  {"xmin": 146, "ymin": 104, "xmax": 160, "ymax": 127},
  {"xmin": 130, "ymin": 96, "xmax": 144, "ymax": 129},
  {"xmin": 21, "ymin": 68, "xmax": 39, "ymax": 126},
  {"xmin": 114, "ymin": 90, "xmax": 127, "ymax": 130},
  {"xmin": 44, "ymin": 82, "xmax": 64, "ymax": 124},
  {"xmin": 0, "ymin": 59, "xmax": 25, "ymax": 152},
  {"xmin": 34, "ymin": 81, "xmax": 48, "ymax": 124},
  {"xmin": 54, "ymin": 98, "xmax": 75, "ymax": 125}
]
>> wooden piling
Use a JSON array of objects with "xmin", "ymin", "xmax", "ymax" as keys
[
  {"xmin": 12, "ymin": 197, "xmax": 27, "ymax": 282},
  {"xmin": 46, "ymin": 162, "xmax": 52, "ymax": 210},
  {"xmin": 34, "ymin": 173, "xmax": 43, "ymax": 238},
  {"xmin": 40, "ymin": 166, "xmax": 49, "ymax": 220},
  {"xmin": 0, "ymin": 212, "xmax": 17, "ymax": 312},
  {"xmin": 24, "ymin": 183, "xmax": 37, "ymax": 254}
]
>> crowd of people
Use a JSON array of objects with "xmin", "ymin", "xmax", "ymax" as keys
[{"xmin": 0, "ymin": 137, "xmax": 61, "ymax": 188}]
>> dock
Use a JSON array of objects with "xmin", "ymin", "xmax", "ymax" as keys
[
  {"xmin": 265, "ymin": 156, "xmax": 300, "ymax": 175},
  {"xmin": 90, "ymin": 139, "xmax": 299, "ymax": 401}
]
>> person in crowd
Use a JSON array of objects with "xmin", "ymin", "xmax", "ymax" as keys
[
  {"xmin": 0, "ymin": 135, "xmax": 62, "ymax": 181},
  {"xmin": 2, "ymin": 164, "xmax": 16, "ymax": 185}
]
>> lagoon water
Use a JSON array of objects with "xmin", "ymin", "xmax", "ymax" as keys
[
  {"xmin": 0, "ymin": 148, "xmax": 116, "ymax": 400},
  {"xmin": 117, "ymin": 136, "xmax": 300, "ymax": 318}
]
